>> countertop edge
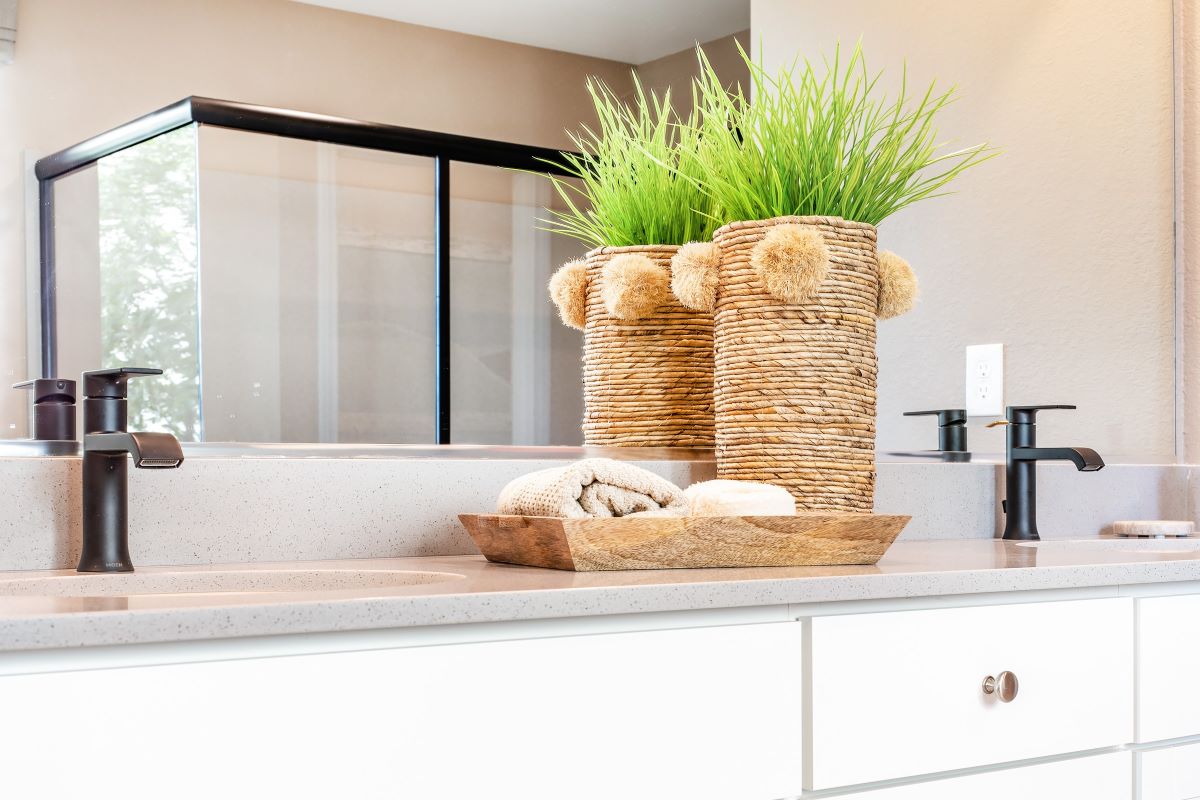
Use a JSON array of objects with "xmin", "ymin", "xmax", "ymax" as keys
[{"xmin": 2, "ymin": 558, "xmax": 1199, "ymax": 653}]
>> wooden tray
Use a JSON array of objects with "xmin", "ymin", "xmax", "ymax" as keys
[{"xmin": 458, "ymin": 513, "xmax": 910, "ymax": 571}]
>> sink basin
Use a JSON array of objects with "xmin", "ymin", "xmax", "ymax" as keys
[
  {"xmin": 1014, "ymin": 539, "xmax": 1200, "ymax": 555},
  {"xmin": 0, "ymin": 568, "xmax": 466, "ymax": 598}
]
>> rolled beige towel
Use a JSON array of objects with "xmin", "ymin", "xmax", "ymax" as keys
[
  {"xmin": 684, "ymin": 480, "xmax": 796, "ymax": 516},
  {"xmin": 497, "ymin": 458, "xmax": 688, "ymax": 519}
]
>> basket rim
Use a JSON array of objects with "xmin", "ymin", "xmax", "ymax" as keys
[
  {"xmin": 712, "ymin": 215, "xmax": 877, "ymax": 240},
  {"xmin": 585, "ymin": 243, "xmax": 684, "ymax": 258}
]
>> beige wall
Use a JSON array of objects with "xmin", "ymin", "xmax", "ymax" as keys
[
  {"xmin": 637, "ymin": 30, "xmax": 750, "ymax": 115},
  {"xmin": 0, "ymin": 0, "xmax": 633, "ymax": 436},
  {"xmin": 753, "ymin": 0, "xmax": 1177, "ymax": 459},
  {"xmin": 1181, "ymin": 0, "xmax": 1200, "ymax": 463}
]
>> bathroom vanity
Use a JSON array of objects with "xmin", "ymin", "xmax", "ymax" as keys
[{"xmin": 1, "ymin": 539, "xmax": 1199, "ymax": 800}]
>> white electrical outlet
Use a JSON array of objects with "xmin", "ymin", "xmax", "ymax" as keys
[{"xmin": 965, "ymin": 343, "xmax": 1004, "ymax": 417}]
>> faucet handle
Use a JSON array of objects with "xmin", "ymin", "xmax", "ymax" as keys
[
  {"xmin": 82, "ymin": 367, "xmax": 163, "ymax": 399},
  {"xmin": 904, "ymin": 409, "xmax": 967, "ymax": 426},
  {"xmin": 1006, "ymin": 405, "xmax": 1076, "ymax": 424},
  {"xmin": 13, "ymin": 378, "xmax": 76, "ymax": 403},
  {"xmin": 904, "ymin": 409, "xmax": 968, "ymax": 452},
  {"xmin": 13, "ymin": 378, "xmax": 77, "ymax": 441}
]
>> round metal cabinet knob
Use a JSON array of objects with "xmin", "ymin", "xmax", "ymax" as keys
[{"xmin": 982, "ymin": 671, "xmax": 1019, "ymax": 702}]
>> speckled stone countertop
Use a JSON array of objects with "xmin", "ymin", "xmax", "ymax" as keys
[{"xmin": 1, "ymin": 538, "xmax": 1199, "ymax": 651}]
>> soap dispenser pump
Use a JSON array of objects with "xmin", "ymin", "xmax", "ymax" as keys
[{"xmin": 12, "ymin": 378, "xmax": 77, "ymax": 440}]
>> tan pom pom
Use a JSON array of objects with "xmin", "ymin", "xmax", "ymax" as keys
[
  {"xmin": 547, "ymin": 259, "xmax": 588, "ymax": 330},
  {"xmin": 750, "ymin": 224, "xmax": 829, "ymax": 304},
  {"xmin": 670, "ymin": 241, "xmax": 721, "ymax": 311},
  {"xmin": 601, "ymin": 253, "xmax": 671, "ymax": 320},
  {"xmin": 877, "ymin": 250, "xmax": 919, "ymax": 320}
]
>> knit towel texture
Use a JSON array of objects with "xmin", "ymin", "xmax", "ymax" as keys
[{"xmin": 497, "ymin": 458, "xmax": 688, "ymax": 519}]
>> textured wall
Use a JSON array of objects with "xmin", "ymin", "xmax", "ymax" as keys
[
  {"xmin": 753, "ymin": 0, "xmax": 1177, "ymax": 460},
  {"xmin": 0, "ymin": 454, "xmax": 1189, "ymax": 570}
]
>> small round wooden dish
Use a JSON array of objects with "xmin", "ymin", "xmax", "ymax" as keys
[{"xmin": 457, "ymin": 513, "xmax": 910, "ymax": 571}]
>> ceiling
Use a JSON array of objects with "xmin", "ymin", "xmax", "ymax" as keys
[{"xmin": 295, "ymin": 0, "xmax": 750, "ymax": 64}]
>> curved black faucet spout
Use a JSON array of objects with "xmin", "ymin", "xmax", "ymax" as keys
[{"xmin": 1011, "ymin": 446, "xmax": 1105, "ymax": 472}]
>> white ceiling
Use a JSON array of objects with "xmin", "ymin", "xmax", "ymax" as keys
[{"xmin": 295, "ymin": 0, "xmax": 750, "ymax": 64}]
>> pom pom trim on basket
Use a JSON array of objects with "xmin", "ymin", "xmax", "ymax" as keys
[
  {"xmin": 749, "ymin": 224, "xmax": 831, "ymax": 304},
  {"xmin": 600, "ymin": 253, "xmax": 672, "ymax": 320},
  {"xmin": 582, "ymin": 244, "xmax": 716, "ymax": 448},
  {"xmin": 670, "ymin": 241, "xmax": 722, "ymax": 311},
  {"xmin": 876, "ymin": 250, "xmax": 919, "ymax": 320},
  {"xmin": 548, "ymin": 259, "xmax": 589, "ymax": 330},
  {"xmin": 710, "ymin": 215, "xmax": 880, "ymax": 514}
]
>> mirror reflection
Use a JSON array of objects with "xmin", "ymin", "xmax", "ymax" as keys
[{"xmin": 1, "ymin": 0, "xmax": 1179, "ymax": 461}]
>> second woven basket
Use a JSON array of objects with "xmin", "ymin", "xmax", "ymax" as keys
[{"xmin": 710, "ymin": 216, "xmax": 880, "ymax": 513}]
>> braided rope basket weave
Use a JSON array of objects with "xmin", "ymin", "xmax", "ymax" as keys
[
  {"xmin": 582, "ymin": 245, "xmax": 715, "ymax": 447},
  {"xmin": 711, "ymin": 216, "xmax": 880, "ymax": 512}
]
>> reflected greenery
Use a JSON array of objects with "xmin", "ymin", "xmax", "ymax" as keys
[{"xmin": 98, "ymin": 126, "xmax": 200, "ymax": 439}]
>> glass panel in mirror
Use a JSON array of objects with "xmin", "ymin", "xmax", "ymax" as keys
[
  {"xmin": 53, "ymin": 126, "xmax": 202, "ymax": 440},
  {"xmin": 448, "ymin": 162, "xmax": 585, "ymax": 445},
  {"xmin": 195, "ymin": 127, "xmax": 436, "ymax": 444}
]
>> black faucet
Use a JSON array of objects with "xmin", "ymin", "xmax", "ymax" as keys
[
  {"xmin": 80, "ymin": 368, "xmax": 185, "ymax": 573},
  {"xmin": 1001, "ymin": 405, "xmax": 1104, "ymax": 541}
]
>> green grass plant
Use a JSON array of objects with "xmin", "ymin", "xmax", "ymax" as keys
[
  {"xmin": 688, "ymin": 42, "xmax": 996, "ymax": 226},
  {"xmin": 538, "ymin": 74, "xmax": 717, "ymax": 248}
]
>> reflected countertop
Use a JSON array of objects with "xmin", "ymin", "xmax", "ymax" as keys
[
  {"xmin": 0, "ymin": 538, "xmax": 1198, "ymax": 652},
  {"xmin": 0, "ymin": 440, "xmax": 1177, "ymax": 465}
]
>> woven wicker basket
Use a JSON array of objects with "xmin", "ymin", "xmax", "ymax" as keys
[
  {"xmin": 711, "ymin": 216, "xmax": 879, "ymax": 512},
  {"xmin": 582, "ymin": 244, "xmax": 715, "ymax": 447}
]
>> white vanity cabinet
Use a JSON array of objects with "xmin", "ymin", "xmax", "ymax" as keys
[
  {"xmin": 1140, "ymin": 743, "xmax": 1200, "ymax": 800},
  {"xmin": 1134, "ymin": 595, "xmax": 1200, "ymax": 800},
  {"xmin": 835, "ymin": 752, "xmax": 1131, "ymax": 800},
  {"xmin": 0, "ymin": 619, "xmax": 804, "ymax": 800},
  {"xmin": 1137, "ymin": 594, "xmax": 1200, "ymax": 742},
  {"xmin": 804, "ymin": 598, "xmax": 1133, "ymax": 789},
  {"xmin": 8, "ymin": 588, "xmax": 1200, "ymax": 799}
]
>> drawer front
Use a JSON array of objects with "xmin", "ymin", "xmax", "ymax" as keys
[
  {"xmin": 806, "ymin": 597, "xmax": 1133, "ymax": 789},
  {"xmin": 836, "ymin": 752, "xmax": 1130, "ymax": 799},
  {"xmin": 1138, "ymin": 595, "xmax": 1200, "ymax": 742},
  {"xmin": 0, "ymin": 622, "xmax": 804, "ymax": 800},
  {"xmin": 1141, "ymin": 743, "xmax": 1200, "ymax": 800}
]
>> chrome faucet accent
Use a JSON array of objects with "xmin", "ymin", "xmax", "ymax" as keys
[
  {"xmin": 1001, "ymin": 405, "xmax": 1103, "ymax": 541},
  {"xmin": 79, "ymin": 368, "xmax": 184, "ymax": 573}
]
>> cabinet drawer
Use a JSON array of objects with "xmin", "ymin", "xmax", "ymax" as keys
[
  {"xmin": 805, "ymin": 598, "xmax": 1133, "ymax": 789},
  {"xmin": 0, "ymin": 622, "xmax": 804, "ymax": 800},
  {"xmin": 1141, "ymin": 743, "xmax": 1200, "ymax": 800},
  {"xmin": 835, "ymin": 752, "xmax": 1130, "ymax": 799},
  {"xmin": 1138, "ymin": 595, "xmax": 1200, "ymax": 742}
]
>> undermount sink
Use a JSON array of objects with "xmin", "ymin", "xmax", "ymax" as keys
[
  {"xmin": 1014, "ymin": 539, "xmax": 1200, "ymax": 555},
  {"xmin": 0, "ymin": 568, "xmax": 466, "ymax": 598}
]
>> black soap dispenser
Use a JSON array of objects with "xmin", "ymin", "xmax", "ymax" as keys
[{"xmin": 13, "ymin": 378, "xmax": 77, "ymax": 441}]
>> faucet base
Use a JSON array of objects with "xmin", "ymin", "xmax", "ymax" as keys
[{"xmin": 76, "ymin": 560, "xmax": 134, "ymax": 574}]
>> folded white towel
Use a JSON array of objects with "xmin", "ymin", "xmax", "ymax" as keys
[
  {"xmin": 497, "ymin": 458, "xmax": 688, "ymax": 519},
  {"xmin": 684, "ymin": 480, "xmax": 796, "ymax": 516}
]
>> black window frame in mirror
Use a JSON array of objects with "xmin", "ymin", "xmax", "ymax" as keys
[{"xmin": 34, "ymin": 96, "xmax": 579, "ymax": 445}]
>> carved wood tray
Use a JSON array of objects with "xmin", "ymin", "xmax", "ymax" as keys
[{"xmin": 458, "ymin": 513, "xmax": 910, "ymax": 571}]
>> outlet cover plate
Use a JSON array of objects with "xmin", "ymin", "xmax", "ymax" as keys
[{"xmin": 966, "ymin": 343, "xmax": 1004, "ymax": 417}]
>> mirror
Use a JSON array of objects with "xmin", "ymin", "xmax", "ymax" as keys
[
  {"xmin": 4, "ymin": 1, "xmax": 1179, "ymax": 461},
  {"xmin": 49, "ymin": 120, "xmax": 587, "ymax": 445}
]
